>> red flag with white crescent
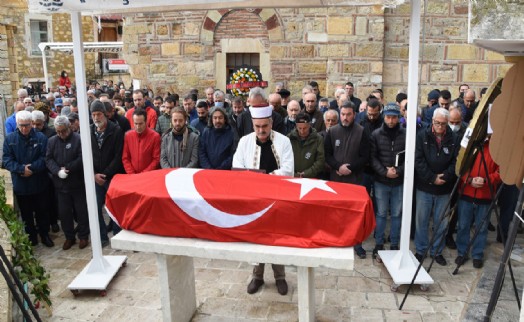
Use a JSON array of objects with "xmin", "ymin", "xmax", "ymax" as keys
[{"xmin": 105, "ymin": 168, "xmax": 375, "ymax": 248}]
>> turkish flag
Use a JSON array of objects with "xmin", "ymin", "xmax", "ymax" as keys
[{"xmin": 106, "ymin": 168, "xmax": 375, "ymax": 248}]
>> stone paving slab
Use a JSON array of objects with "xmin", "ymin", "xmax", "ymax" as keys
[{"xmin": 12, "ymin": 223, "xmax": 521, "ymax": 321}]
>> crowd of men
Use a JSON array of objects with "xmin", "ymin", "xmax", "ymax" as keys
[{"xmin": 2, "ymin": 80, "xmax": 520, "ymax": 296}]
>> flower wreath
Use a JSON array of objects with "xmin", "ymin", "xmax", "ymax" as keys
[{"xmin": 228, "ymin": 66, "xmax": 263, "ymax": 97}]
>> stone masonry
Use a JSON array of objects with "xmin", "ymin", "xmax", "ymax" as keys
[
  {"xmin": 122, "ymin": 2, "xmax": 511, "ymax": 104},
  {"xmin": 0, "ymin": 0, "xmax": 96, "ymax": 108}
]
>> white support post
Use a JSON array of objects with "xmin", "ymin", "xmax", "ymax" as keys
[
  {"xmin": 40, "ymin": 48, "xmax": 49, "ymax": 93},
  {"xmin": 156, "ymin": 254, "xmax": 196, "ymax": 322},
  {"xmin": 297, "ymin": 267, "xmax": 315, "ymax": 322},
  {"xmin": 67, "ymin": 11, "xmax": 126, "ymax": 292},
  {"xmin": 378, "ymin": 0, "xmax": 434, "ymax": 286}
]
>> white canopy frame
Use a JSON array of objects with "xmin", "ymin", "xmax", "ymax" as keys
[
  {"xmin": 38, "ymin": 41, "xmax": 123, "ymax": 92},
  {"xmin": 30, "ymin": 0, "xmax": 431, "ymax": 305}
]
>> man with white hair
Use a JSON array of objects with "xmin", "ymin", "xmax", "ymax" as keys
[
  {"xmin": 329, "ymin": 87, "xmax": 345, "ymax": 110},
  {"xmin": 236, "ymin": 87, "xmax": 285, "ymax": 137},
  {"xmin": 3, "ymin": 111, "xmax": 54, "ymax": 247},
  {"xmin": 213, "ymin": 90, "xmax": 231, "ymax": 115},
  {"xmin": 46, "ymin": 116, "xmax": 89, "ymax": 250},
  {"xmin": 5, "ymin": 101, "xmax": 26, "ymax": 135},
  {"xmin": 232, "ymin": 87, "xmax": 294, "ymax": 296},
  {"xmin": 32, "ymin": 110, "xmax": 56, "ymax": 138},
  {"xmin": 414, "ymin": 107, "xmax": 459, "ymax": 266},
  {"xmin": 283, "ymin": 100, "xmax": 300, "ymax": 135},
  {"xmin": 17, "ymin": 88, "xmax": 28, "ymax": 101}
]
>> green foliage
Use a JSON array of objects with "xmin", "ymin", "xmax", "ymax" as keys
[{"xmin": 0, "ymin": 177, "xmax": 52, "ymax": 307}]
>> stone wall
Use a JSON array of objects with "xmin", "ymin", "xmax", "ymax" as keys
[
  {"xmin": 0, "ymin": 0, "xmax": 25, "ymax": 108},
  {"xmin": 123, "ymin": 4, "xmax": 511, "ymax": 104},
  {"xmin": 12, "ymin": 13, "xmax": 97, "ymax": 91},
  {"xmin": 383, "ymin": 0, "xmax": 511, "ymax": 104},
  {"xmin": 0, "ymin": 1, "xmax": 96, "ymax": 106}
]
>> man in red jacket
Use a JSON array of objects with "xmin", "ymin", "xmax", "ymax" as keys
[
  {"xmin": 122, "ymin": 109, "xmax": 161, "ymax": 174},
  {"xmin": 126, "ymin": 90, "xmax": 158, "ymax": 129},
  {"xmin": 455, "ymin": 137, "xmax": 500, "ymax": 269}
]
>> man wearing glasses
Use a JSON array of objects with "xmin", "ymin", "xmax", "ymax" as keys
[
  {"xmin": 3, "ymin": 111, "xmax": 54, "ymax": 247},
  {"xmin": 414, "ymin": 108, "xmax": 459, "ymax": 266}
]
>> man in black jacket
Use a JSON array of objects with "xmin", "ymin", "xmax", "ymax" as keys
[
  {"xmin": 370, "ymin": 104, "xmax": 406, "ymax": 258},
  {"xmin": 414, "ymin": 107, "xmax": 459, "ymax": 266},
  {"xmin": 324, "ymin": 100, "xmax": 370, "ymax": 258},
  {"xmin": 46, "ymin": 116, "xmax": 89, "ymax": 250},
  {"xmin": 90, "ymin": 100, "xmax": 124, "ymax": 247}
]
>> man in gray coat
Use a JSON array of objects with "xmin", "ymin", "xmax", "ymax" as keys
[{"xmin": 160, "ymin": 107, "xmax": 199, "ymax": 168}]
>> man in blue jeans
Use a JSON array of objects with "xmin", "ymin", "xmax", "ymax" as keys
[
  {"xmin": 414, "ymin": 108, "xmax": 459, "ymax": 266},
  {"xmin": 455, "ymin": 137, "xmax": 500, "ymax": 268},
  {"xmin": 370, "ymin": 103, "xmax": 406, "ymax": 257},
  {"xmin": 90, "ymin": 100, "xmax": 124, "ymax": 247}
]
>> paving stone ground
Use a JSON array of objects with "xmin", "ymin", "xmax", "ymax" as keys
[{"xmin": 25, "ymin": 223, "xmax": 523, "ymax": 322}]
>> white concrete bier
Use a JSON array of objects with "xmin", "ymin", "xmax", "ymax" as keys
[{"xmin": 111, "ymin": 230, "xmax": 354, "ymax": 322}]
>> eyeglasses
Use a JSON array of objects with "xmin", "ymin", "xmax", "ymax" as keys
[
  {"xmin": 432, "ymin": 120, "xmax": 448, "ymax": 127},
  {"xmin": 18, "ymin": 123, "xmax": 31, "ymax": 128}
]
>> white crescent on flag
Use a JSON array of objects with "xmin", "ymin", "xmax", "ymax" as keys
[{"xmin": 165, "ymin": 168, "xmax": 273, "ymax": 228}]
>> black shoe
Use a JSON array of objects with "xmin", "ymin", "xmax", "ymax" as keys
[
  {"xmin": 355, "ymin": 246, "xmax": 366, "ymax": 259},
  {"xmin": 275, "ymin": 279, "xmax": 288, "ymax": 295},
  {"xmin": 446, "ymin": 235, "xmax": 457, "ymax": 250},
  {"xmin": 29, "ymin": 235, "xmax": 38, "ymax": 246},
  {"xmin": 101, "ymin": 239, "xmax": 110, "ymax": 248},
  {"xmin": 41, "ymin": 235, "xmax": 54, "ymax": 248},
  {"xmin": 415, "ymin": 253, "xmax": 425, "ymax": 263},
  {"xmin": 488, "ymin": 222, "xmax": 495, "ymax": 232},
  {"xmin": 432, "ymin": 254, "xmax": 447, "ymax": 266},
  {"xmin": 473, "ymin": 259, "xmax": 483, "ymax": 269},
  {"xmin": 247, "ymin": 278, "xmax": 264, "ymax": 294},
  {"xmin": 390, "ymin": 245, "xmax": 399, "ymax": 251},
  {"xmin": 372, "ymin": 244, "xmax": 384, "ymax": 259},
  {"xmin": 51, "ymin": 223, "xmax": 60, "ymax": 233},
  {"xmin": 455, "ymin": 255, "xmax": 469, "ymax": 265}
]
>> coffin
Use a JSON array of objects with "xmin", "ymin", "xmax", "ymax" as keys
[{"xmin": 106, "ymin": 168, "xmax": 375, "ymax": 248}]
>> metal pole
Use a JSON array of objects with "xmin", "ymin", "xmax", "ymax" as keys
[{"xmin": 484, "ymin": 183, "xmax": 523, "ymax": 321}]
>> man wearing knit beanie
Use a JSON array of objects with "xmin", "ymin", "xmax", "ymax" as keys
[{"xmin": 89, "ymin": 99, "xmax": 124, "ymax": 247}]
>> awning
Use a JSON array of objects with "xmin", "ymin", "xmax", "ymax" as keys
[
  {"xmin": 38, "ymin": 42, "xmax": 123, "ymax": 54},
  {"xmin": 39, "ymin": 41, "xmax": 123, "ymax": 94}
]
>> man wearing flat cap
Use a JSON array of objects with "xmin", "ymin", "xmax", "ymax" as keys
[{"xmin": 232, "ymin": 87, "xmax": 294, "ymax": 296}]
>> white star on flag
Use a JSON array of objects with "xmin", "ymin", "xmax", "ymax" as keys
[{"xmin": 285, "ymin": 178, "xmax": 337, "ymax": 199}]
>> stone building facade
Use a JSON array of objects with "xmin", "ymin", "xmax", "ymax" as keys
[
  {"xmin": 122, "ymin": 1, "xmax": 511, "ymax": 104},
  {"xmin": 0, "ymin": 0, "xmax": 96, "ymax": 109}
]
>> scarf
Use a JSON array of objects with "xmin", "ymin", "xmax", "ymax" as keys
[{"xmin": 172, "ymin": 125, "xmax": 189, "ymax": 152}]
